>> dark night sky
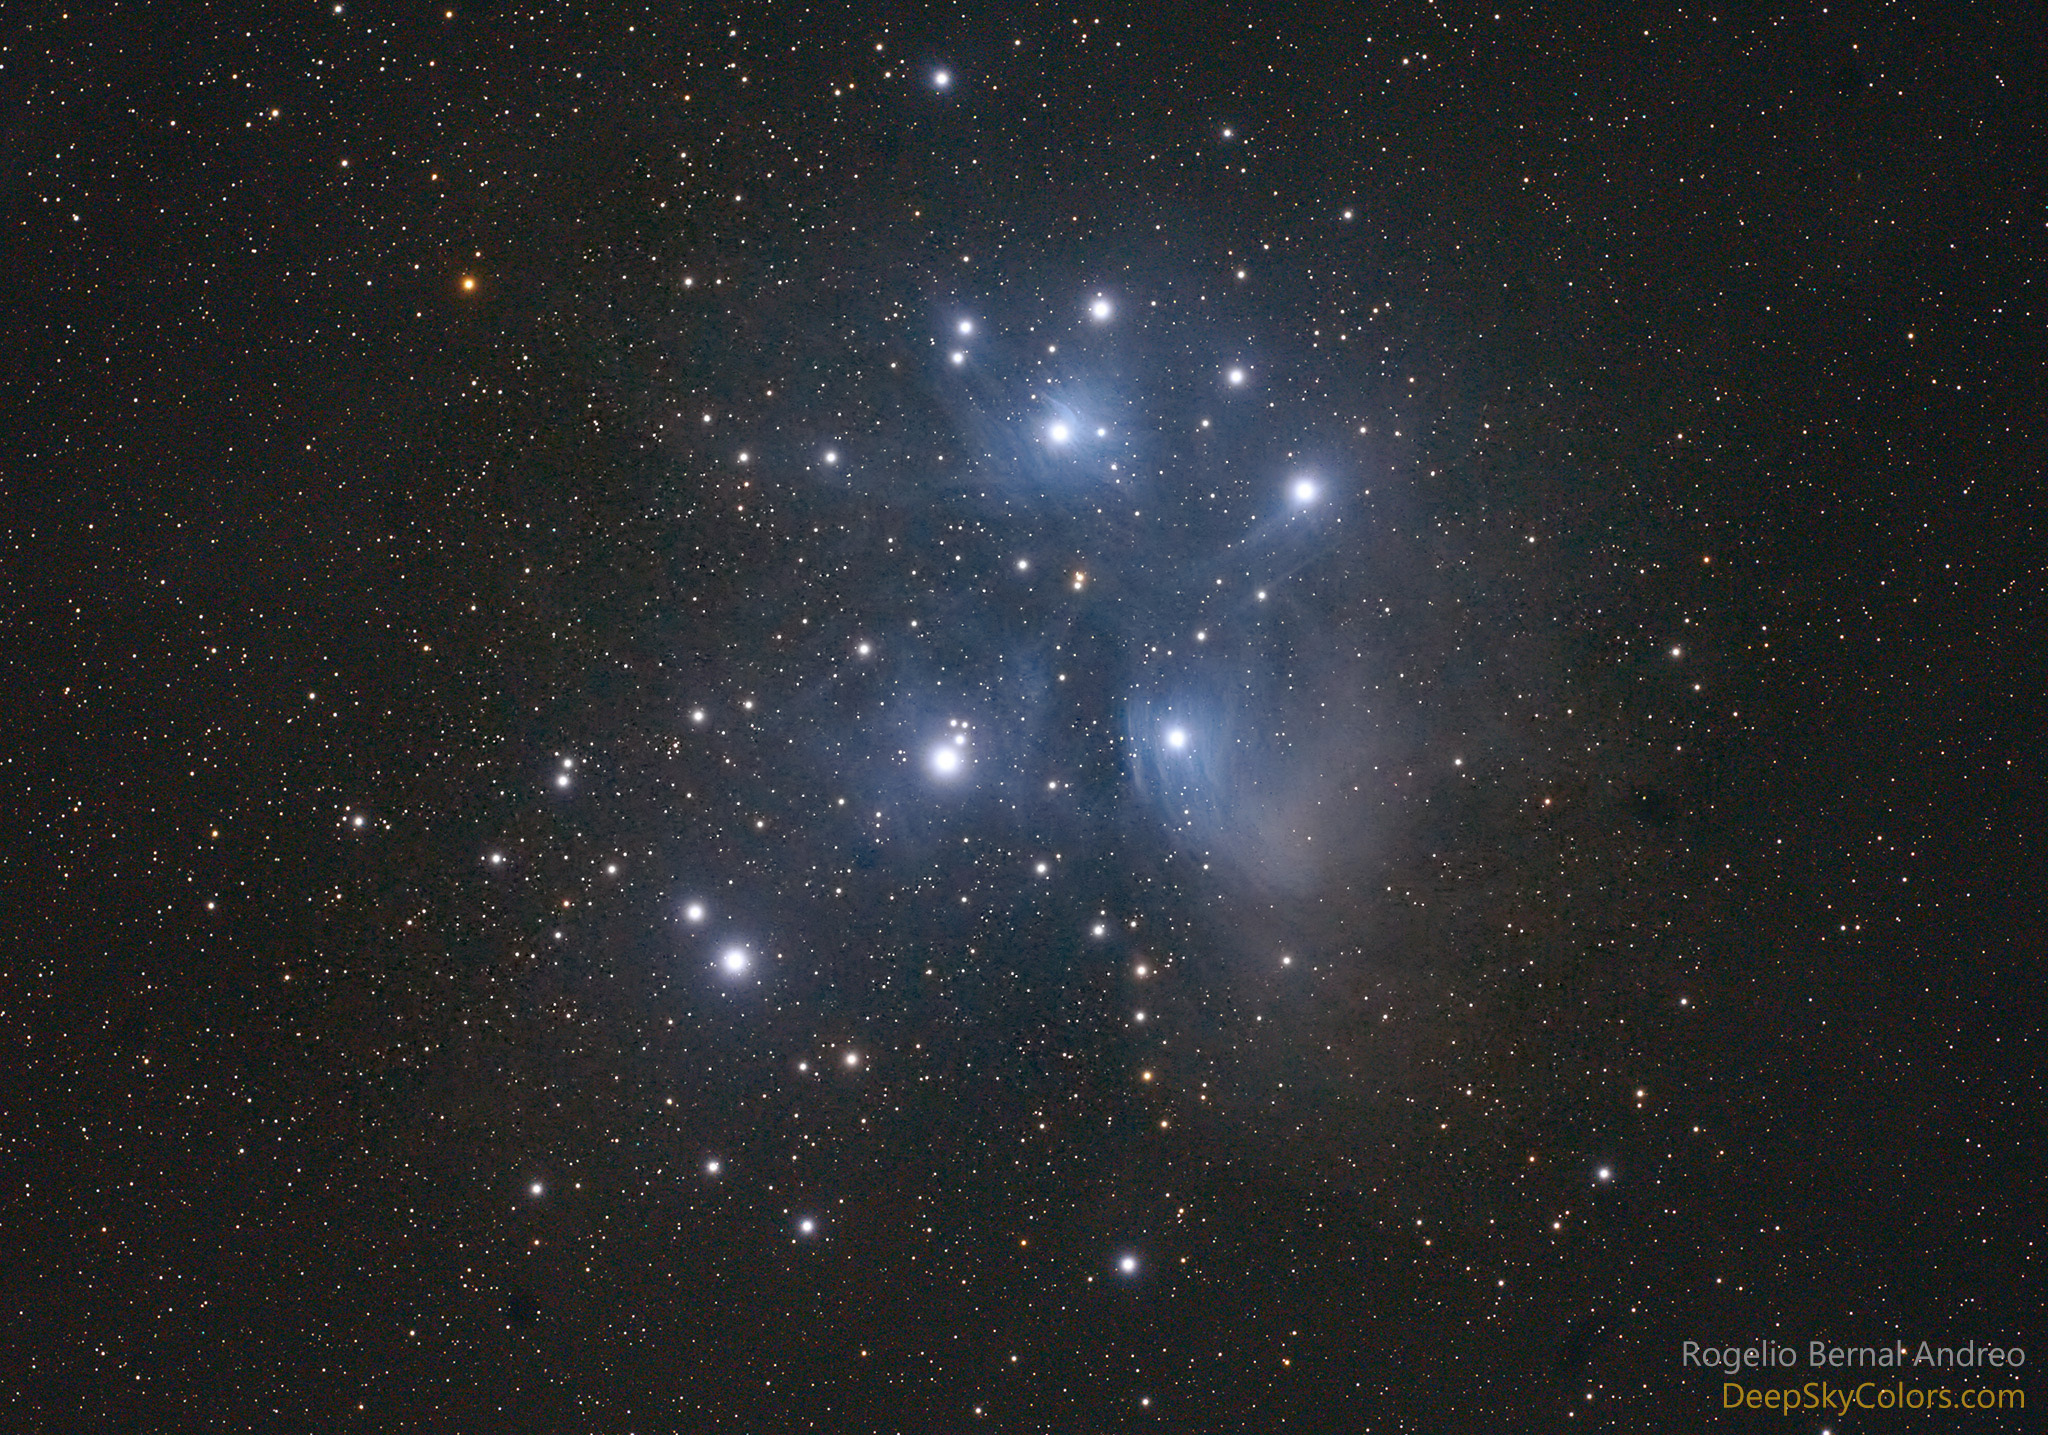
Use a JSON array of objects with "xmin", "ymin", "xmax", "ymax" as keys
[{"xmin": 3, "ymin": 1, "xmax": 2038, "ymax": 1430}]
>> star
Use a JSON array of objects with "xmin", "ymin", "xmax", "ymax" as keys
[
  {"xmin": 1290, "ymin": 476, "xmax": 1320, "ymax": 505},
  {"xmin": 1227, "ymin": 367, "xmax": 1247, "ymax": 386},
  {"xmin": 1116, "ymin": 1252, "xmax": 1140, "ymax": 1275},
  {"xmin": 932, "ymin": 69, "xmax": 951, "ymax": 89},
  {"xmin": 1048, "ymin": 421, "xmax": 1071, "ymax": 444},
  {"xmin": 1165, "ymin": 727, "xmax": 1188, "ymax": 750},
  {"xmin": 930, "ymin": 745, "xmax": 963, "ymax": 777},
  {"xmin": 720, "ymin": 946, "xmax": 750, "ymax": 975},
  {"xmin": 1090, "ymin": 296, "xmax": 1112, "ymax": 321},
  {"xmin": 684, "ymin": 901, "xmax": 706, "ymax": 924}
]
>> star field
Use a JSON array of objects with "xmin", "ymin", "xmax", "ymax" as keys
[{"xmin": 2, "ymin": 2, "xmax": 2037, "ymax": 1431}]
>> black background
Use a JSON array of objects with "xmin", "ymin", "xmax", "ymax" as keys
[{"xmin": 3, "ymin": 1, "xmax": 2036, "ymax": 1429}]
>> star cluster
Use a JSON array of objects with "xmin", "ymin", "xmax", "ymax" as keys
[{"xmin": 4, "ymin": 3, "xmax": 2033, "ymax": 1431}]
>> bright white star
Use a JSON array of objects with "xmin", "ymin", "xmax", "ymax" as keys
[
  {"xmin": 721, "ymin": 947, "xmax": 750, "ymax": 975},
  {"xmin": 684, "ymin": 901, "xmax": 706, "ymax": 924},
  {"xmin": 1048, "ymin": 421, "xmax": 1071, "ymax": 444},
  {"xmin": 931, "ymin": 746, "xmax": 963, "ymax": 777},
  {"xmin": 1165, "ymin": 727, "xmax": 1188, "ymax": 750},
  {"xmin": 1090, "ymin": 297, "xmax": 1112, "ymax": 320},
  {"xmin": 1227, "ymin": 367, "xmax": 1246, "ymax": 386},
  {"xmin": 1291, "ymin": 477, "xmax": 1320, "ymax": 505},
  {"xmin": 1117, "ymin": 1252, "xmax": 1140, "ymax": 1275},
  {"xmin": 933, "ymin": 70, "xmax": 951, "ymax": 89}
]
